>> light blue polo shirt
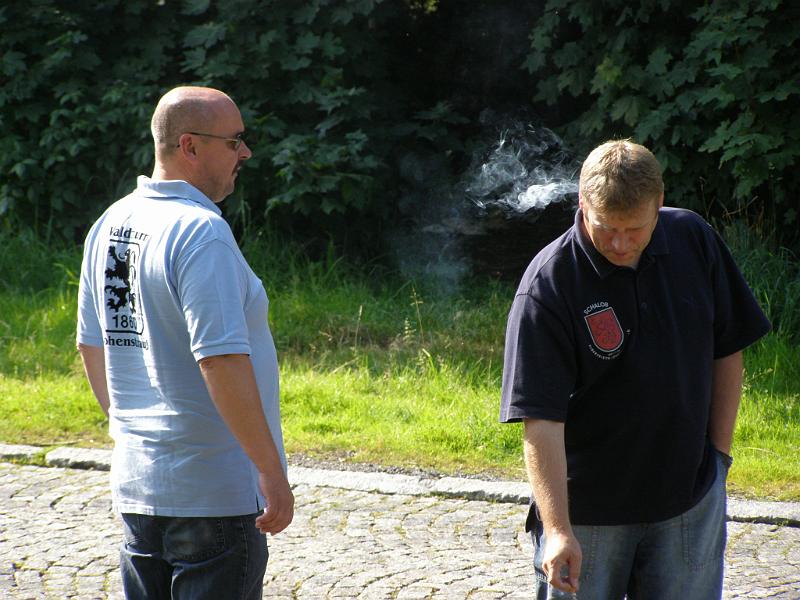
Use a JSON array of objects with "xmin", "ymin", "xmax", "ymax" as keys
[{"xmin": 77, "ymin": 176, "xmax": 286, "ymax": 517}]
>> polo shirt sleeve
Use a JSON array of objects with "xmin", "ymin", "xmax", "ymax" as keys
[
  {"xmin": 76, "ymin": 236, "xmax": 103, "ymax": 347},
  {"xmin": 500, "ymin": 292, "xmax": 576, "ymax": 423},
  {"xmin": 709, "ymin": 229, "xmax": 771, "ymax": 358},
  {"xmin": 174, "ymin": 238, "xmax": 252, "ymax": 360}
]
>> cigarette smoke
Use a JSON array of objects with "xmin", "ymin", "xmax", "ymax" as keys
[
  {"xmin": 464, "ymin": 121, "xmax": 578, "ymax": 213},
  {"xmin": 390, "ymin": 114, "xmax": 579, "ymax": 288}
]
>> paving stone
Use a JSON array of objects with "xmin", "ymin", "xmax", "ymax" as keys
[
  {"xmin": 1, "ymin": 462, "xmax": 799, "ymax": 598},
  {"xmin": 0, "ymin": 444, "xmax": 43, "ymax": 462},
  {"xmin": 45, "ymin": 448, "xmax": 111, "ymax": 471}
]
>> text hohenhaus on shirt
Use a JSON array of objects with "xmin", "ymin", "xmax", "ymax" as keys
[{"xmin": 104, "ymin": 335, "xmax": 150, "ymax": 349}]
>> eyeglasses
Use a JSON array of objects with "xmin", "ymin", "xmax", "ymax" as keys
[{"xmin": 177, "ymin": 131, "xmax": 246, "ymax": 150}]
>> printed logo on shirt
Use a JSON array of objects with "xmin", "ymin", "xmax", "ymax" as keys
[
  {"xmin": 583, "ymin": 303, "xmax": 624, "ymax": 359},
  {"xmin": 103, "ymin": 226, "xmax": 149, "ymax": 348}
]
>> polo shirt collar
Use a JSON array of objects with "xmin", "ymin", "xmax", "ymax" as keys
[
  {"xmin": 135, "ymin": 175, "xmax": 221, "ymax": 216},
  {"xmin": 574, "ymin": 208, "xmax": 670, "ymax": 278}
]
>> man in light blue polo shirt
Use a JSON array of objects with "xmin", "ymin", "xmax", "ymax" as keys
[{"xmin": 77, "ymin": 86, "xmax": 293, "ymax": 599}]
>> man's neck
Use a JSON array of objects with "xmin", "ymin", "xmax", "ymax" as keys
[{"xmin": 151, "ymin": 164, "xmax": 179, "ymax": 181}]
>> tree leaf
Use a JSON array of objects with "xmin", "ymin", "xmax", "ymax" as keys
[
  {"xmin": 647, "ymin": 47, "xmax": 671, "ymax": 76},
  {"xmin": 184, "ymin": 23, "xmax": 226, "ymax": 49},
  {"xmin": 182, "ymin": 0, "xmax": 210, "ymax": 17},
  {"xmin": 295, "ymin": 31, "xmax": 320, "ymax": 55},
  {"xmin": 281, "ymin": 54, "xmax": 312, "ymax": 71},
  {"xmin": 2, "ymin": 51, "xmax": 26, "ymax": 76}
]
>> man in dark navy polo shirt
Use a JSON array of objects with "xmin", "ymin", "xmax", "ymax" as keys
[{"xmin": 500, "ymin": 139, "xmax": 770, "ymax": 599}]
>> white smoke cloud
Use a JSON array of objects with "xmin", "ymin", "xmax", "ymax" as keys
[{"xmin": 465, "ymin": 124, "xmax": 578, "ymax": 213}]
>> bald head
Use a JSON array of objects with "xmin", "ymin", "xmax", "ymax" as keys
[{"xmin": 150, "ymin": 87, "xmax": 235, "ymax": 162}]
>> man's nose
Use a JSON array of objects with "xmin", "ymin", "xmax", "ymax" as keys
[
  {"xmin": 611, "ymin": 234, "xmax": 629, "ymax": 252},
  {"xmin": 239, "ymin": 141, "xmax": 253, "ymax": 161}
]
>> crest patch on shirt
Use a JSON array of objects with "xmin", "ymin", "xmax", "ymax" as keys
[{"xmin": 584, "ymin": 305, "xmax": 623, "ymax": 354}]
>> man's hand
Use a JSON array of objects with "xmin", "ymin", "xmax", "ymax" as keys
[
  {"xmin": 542, "ymin": 529, "xmax": 582, "ymax": 594},
  {"xmin": 255, "ymin": 472, "xmax": 294, "ymax": 535}
]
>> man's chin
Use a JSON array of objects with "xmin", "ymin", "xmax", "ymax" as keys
[
  {"xmin": 214, "ymin": 184, "xmax": 236, "ymax": 203},
  {"xmin": 605, "ymin": 253, "xmax": 638, "ymax": 267}
]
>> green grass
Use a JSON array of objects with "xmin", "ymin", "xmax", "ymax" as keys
[
  {"xmin": 0, "ymin": 227, "xmax": 798, "ymax": 499},
  {"xmin": 280, "ymin": 357, "xmax": 523, "ymax": 478},
  {"xmin": 731, "ymin": 335, "xmax": 800, "ymax": 500},
  {"xmin": 723, "ymin": 221, "xmax": 800, "ymax": 338},
  {"xmin": 0, "ymin": 374, "xmax": 109, "ymax": 446}
]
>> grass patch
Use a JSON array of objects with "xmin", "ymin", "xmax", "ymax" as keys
[
  {"xmin": 0, "ymin": 288, "xmax": 80, "ymax": 377},
  {"xmin": 0, "ymin": 374, "xmax": 110, "ymax": 446},
  {"xmin": 281, "ymin": 358, "xmax": 524, "ymax": 479},
  {"xmin": 0, "ymin": 226, "xmax": 798, "ymax": 499},
  {"xmin": 731, "ymin": 335, "xmax": 800, "ymax": 501}
]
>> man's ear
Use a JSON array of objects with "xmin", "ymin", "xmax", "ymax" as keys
[
  {"xmin": 657, "ymin": 192, "xmax": 664, "ymax": 209},
  {"xmin": 176, "ymin": 134, "xmax": 199, "ymax": 160}
]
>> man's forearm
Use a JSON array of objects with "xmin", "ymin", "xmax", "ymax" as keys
[
  {"xmin": 199, "ymin": 353, "xmax": 294, "ymax": 534},
  {"xmin": 708, "ymin": 351, "xmax": 744, "ymax": 454},
  {"xmin": 523, "ymin": 418, "xmax": 581, "ymax": 593},
  {"xmin": 198, "ymin": 353, "xmax": 285, "ymax": 478},
  {"xmin": 523, "ymin": 418, "xmax": 572, "ymax": 535},
  {"xmin": 77, "ymin": 343, "xmax": 110, "ymax": 417}
]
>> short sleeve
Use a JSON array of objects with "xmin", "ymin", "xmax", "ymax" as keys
[
  {"xmin": 500, "ymin": 293, "xmax": 576, "ymax": 423},
  {"xmin": 76, "ymin": 240, "xmax": 103, "ymax": 347},
  {"xmin": 175, "ymin": 239, "xmax": 252, "ymax": 360},
  {"xmin": 709, "ymin": 229, "xmax": 771, "ymax": 358}
]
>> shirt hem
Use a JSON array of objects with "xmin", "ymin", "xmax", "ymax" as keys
[
  {"xmin": 192, "ymin": 343, "xmax": 252, "ymax": 361},
  {"xmin": 112, "ymin": 502, "xmax": 262, "ymax": 518}
]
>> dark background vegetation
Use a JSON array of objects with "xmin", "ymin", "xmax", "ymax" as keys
[{"xmin": 2, "ymin": 0, "xmax": 799, "ymax": 255}]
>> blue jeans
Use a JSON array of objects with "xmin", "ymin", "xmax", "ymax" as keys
[
  {"xmin": 530, "ymin": 451, "xmax": 730, "ymax": 600},
  {"xmin": 120, "ymin": 513, "xmax": 267, "ymax": 600}
]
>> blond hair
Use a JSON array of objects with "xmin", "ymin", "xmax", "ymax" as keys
[{"xmin": 579, "ymin": 139, "xmax": 663, "ymax": 212}]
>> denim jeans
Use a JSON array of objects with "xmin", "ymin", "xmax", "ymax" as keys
[
  {"xmin": 530, "ymin": 450, "xmax": 730, "ymax": 600},
  {"xmin": 120, "ymin": 512, "xmax": 267, "ymax": 600}
]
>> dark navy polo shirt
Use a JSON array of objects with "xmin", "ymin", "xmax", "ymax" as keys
[{"xmin": 500, "ymin": 207, "xmax": 770, "ymax": 525}]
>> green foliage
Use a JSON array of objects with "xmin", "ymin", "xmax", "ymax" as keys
[
  {"xmin": 1, "ymin": 1, "xmax": 172, "ymax": 238},
  {"xmin": 0, "ymin": 228, "xmax": 81, "ymax": 292},
  {"xmin": 4, "ymin": 0, "xmax": 798, "ymax": 256},
  {"xmin": 723, "ymin": 220, "xmax": 800, "ymax": 340},
  {"xmin": 0, "ymin": 0, "xmax": 469, "ymax": 241},
  {"xmin": 525, "ymin": 1, "xmax": 800, "ymax": 249}
]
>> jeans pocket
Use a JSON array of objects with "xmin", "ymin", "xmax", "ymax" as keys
[
  {"xmin": 122, "ymin": 517, "xmax": 137, "ymax": 545},
  {"xmin": 681, "ymin": 469, "xmax": 727, "ymax": 571},
  {"xmin": 715, "ymin": 447, "xmax": 733, "ymax": 473},
  {"xmin": 165, "ymin": 517, "xmax": 227, "ymax": 563},
  {"xmin": 121, "ymin": 514, "xmax": 148, "ymax": 548}
]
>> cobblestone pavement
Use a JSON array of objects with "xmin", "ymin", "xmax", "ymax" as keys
[{"xmin": 1, "ymin": 463, "xmax": 798, "ymax": 599}]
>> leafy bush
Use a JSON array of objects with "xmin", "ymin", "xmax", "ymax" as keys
[
  {"xmin": 2, "ymin": 2, "xmax": 177, "ymax": 239},
  {"xmin": 524, "ymin": 0, "xmax": 800, "ymax": 250},
  {"xmin": 5, "ymin": 1, "xmax": 798, "ymax": 256},
  {"xmin": 0, "ymin": 0, "xmax": 470, "ymax": 243}
]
